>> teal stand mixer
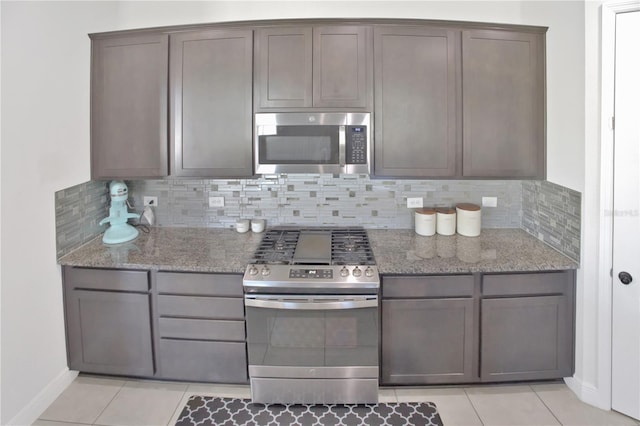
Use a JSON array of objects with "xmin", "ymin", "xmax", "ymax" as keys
[{"xmin": 99, "ymin": 181, "xmax": 140, "ymax": 244}]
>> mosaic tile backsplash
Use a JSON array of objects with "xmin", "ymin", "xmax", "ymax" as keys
[
  {"xmin": 126, "ymin": 175, "xmax": 523, "ymax": 229},
  {"xmin": 522, "ymin": 180, "xmax": 581, "ymax": 262},
  {"xmin": 55, "ymin": 180, "xmax": 109, "ymax": 258},
  {"xmin": 54, "ymin": 175, "xmax": 581, "ymax": 263}
]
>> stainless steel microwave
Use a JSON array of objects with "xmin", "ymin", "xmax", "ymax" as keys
[{"xmin": 254, "ymin": 112, "xmax": 371, "ymax": 174}]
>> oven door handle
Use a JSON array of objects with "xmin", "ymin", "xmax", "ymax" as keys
[{"xmin": 244, "ymin": 297, "xmax": 377, "ymax": 310}]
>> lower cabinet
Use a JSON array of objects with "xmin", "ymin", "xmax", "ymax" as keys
[
  {"xmin": 381, "ymin": 275, "xmax": 477, "ymax": 384},
  {"xmin": 63, "ymin": 267, "xmax": 154, "ymax": 376},
  {"xmin": 155, "ymin": 272, "xmax": 248, "ymax": 384},
  {"xmin": 62, "ymin": 267, "xmax": 248, "ymax": 383},
  {"xmin": 380, "ymin": 270, "xmax": 576, "ymax": 385},
  {"xmin": 480, "ymin": 272, "xmax": 575, "ymax": 381}
]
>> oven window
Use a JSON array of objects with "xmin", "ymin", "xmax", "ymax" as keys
[
  {"xmin": 258, "ymin": 125, "xmax": 340, "ymax": 164},
  {"xmin": 246, "ymin": 306, "xmax": 378, "ymax": 368}
]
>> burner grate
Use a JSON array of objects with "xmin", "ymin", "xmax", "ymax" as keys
[{"xmin": 249, "ymin": 227, "xmax": 375, "ymax": 266}]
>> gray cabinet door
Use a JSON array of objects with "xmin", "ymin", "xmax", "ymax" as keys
[
  {"xmin": 381, "ymin": 298, "xmax": 475, "ymax": 384},
  {"xmin": 462, "ymin": 29, "xmax": 545, "ymax": 178},
  {"xmin": 255, "ymin": 25, "xmax": 371, "ymax": 110},
  {"xmin": 171, "ymin": 29, "xmax": 253, "ymax": 177},
  {"xmin": 313, "ymin": 26, "xmax": 371, "ymax": 108},
  {"xmin": 373, "ymin": 27, "xmax": 459, "ymax": 177},
  {"xmin": 66, "ymin": 289, "xmax": 154, "ymax": 376},
  {"xmin": 255, "ymin": 27, "xmax": 313, "ymax": 109},
  {"xmin": 481, "ymin": 295, "xmax": 572, "ymax": 381},
  {"xmin": 91, "ymin": 33, "xmax": 168, "ymax": 179}
]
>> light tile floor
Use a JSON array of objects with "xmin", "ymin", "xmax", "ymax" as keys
[{"xmin": 34, "ymin": 376, "xmax": 640, "ymax": 426}]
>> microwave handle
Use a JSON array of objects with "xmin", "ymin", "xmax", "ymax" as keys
[
  {"xmin": 244, "ymin": 296, "xmax": 377, "ymax": 311},
  {"xmin": 339, "ymin": 125, "xmax": 346, "ymax": 167}
]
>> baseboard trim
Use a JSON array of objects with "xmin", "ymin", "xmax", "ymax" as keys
[
  {"xmin": 7, "ymin": 369, "xmax": 78, "ymax": 426},
  {"xmin": 565, "ymin": 376, "xmax": 610, "ymax": 411}
]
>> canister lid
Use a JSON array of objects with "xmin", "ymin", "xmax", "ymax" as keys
[
  {"xmin": 415, "ymin": 208, "xmax": 436, "ymax": 215},
  {"xmin": 456, "ymin": 203, "xmax": 481, "ymax": 212},
  {"xmin": 436, "ymin": 207, "xmax": 456, "ymax": 214}
]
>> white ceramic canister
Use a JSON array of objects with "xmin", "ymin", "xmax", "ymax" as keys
[
  {"xmin": 456, "ymin": 203, "xmax": 482, "ymax": 237},
  {"xmin": 436, "ymin": 208, "xmax": 456, "ymax": 236},
  {"xmin": 414, "ymin": 208, "xmax": 436, "ymax": 236}
]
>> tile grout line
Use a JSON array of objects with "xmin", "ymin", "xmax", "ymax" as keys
[
  {"xmin": 166, "ymin": 388, "xmax": 189, "ymax": 426},
  {"xmin": 529, "ymin": 384, "xmax": 564, "ymax": 426},
  {"xmin": 463, "ymin": 388, "xmax": 486, "ymax": 426},
  {"xmin": 90, "ymin": 379, "xmax": 127, "ymax": 426}
]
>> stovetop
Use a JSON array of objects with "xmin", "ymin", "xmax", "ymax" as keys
[
  {"xmin": 243, "ymin": 227, "xmax": 379, "ymax": 294},
  {"xmin": 249, "ymin": 227, "xmax": 375, "ymax": 266}
]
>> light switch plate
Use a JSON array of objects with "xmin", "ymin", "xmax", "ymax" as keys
[
  {"xmin": 143, "ymin": 196, "xmax": 158, "ymax": 207},
  {"xmin": 407, "ymin": 197, "xmax": 424, "ymax": 208},
  {"xmin": 209, "ymin": 196, "xmax": 225, "ymax": 208},
  {"xmin": 482, "ymin": 197, "xmax": 498, "ymax": 208}
]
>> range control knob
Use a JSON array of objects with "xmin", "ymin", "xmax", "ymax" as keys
[
  {"xmin": 248, "ymin": 266, "xmax": 259, "ymax": 276},
  {"xmin": 340, "ymin": 267, "xmax": 350, "ymax": 277},
  {"xmin": 261, "ymin": 267, "xmax": 271, "ymax": 276},
  {"xmin": 365, "ymin": 267, "xmax": 374, "ymax": 277},
  {"xmin": 352, "ymin": 267, "xmax": 362, "ymax": 277}
]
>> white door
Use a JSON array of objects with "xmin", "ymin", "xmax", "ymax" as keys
[{"xmin": 611, "ymin": 10, "xmax": 640, "ymax": 421}]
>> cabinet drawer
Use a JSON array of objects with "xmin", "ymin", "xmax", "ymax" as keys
[
  {"xmin": 65, "ymin": 267, "xmax": 149, "ymax": 292},
  {"xmin": 157, "ymin": 272, "xmax": 242, "ymax": 297},
  {"xmin": 157, "ymin": 295, "xmax": 244, "ymax": 319},
  {"xmin": 482, "ymin": 272, "xmax": 569, "ymax": 297},
  {"xmin": 382, "ymin": 275, "xmax": 474, "ymax": 298},
  {"xmin": 158, "ymin": 339, "xmax": 247, "ymax": 383},
  {"xmin": 158, "ymin": 318, "xmax": 245, "ymax": 341}
]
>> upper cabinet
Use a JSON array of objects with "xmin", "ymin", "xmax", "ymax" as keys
[
  {"xmin": 89, "ymin": 20, "xmax": 546, "ymax": 180},
  {"xmin": 90, "ymin": 33, "xmax": 169, "ymax": 179},
  {"xmin": 170, "ymin": 29, "xmax": 254, "ymax": 177},
  {"xmin": 373, "ymin": 27, "xmax": 460, "ymax": 178},
  {"xmin": 255, "ymin": 25, "xmax": 372, "ymax": 110},
  {"xmin": 461, "ymin": 29, "xmax": 545, "ymax": 179}
]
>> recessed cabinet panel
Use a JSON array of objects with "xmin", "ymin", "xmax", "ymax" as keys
[
  {"xmin": 481, "ymin": 295, "xmax": 572, "ymax": 381},
  {"xmin": 91, "ymin": 34, "xmax": 168, "ymax": 179},
  {"xmin": 382, "ymin": 298, "xmax": 475, "ymax": 384},
  {"xmin": 313, "ymin": 26, "xmax": 370, "ymax": 108},
  {"xmin": 374, "ymin": 27, "xmax": 459, "ymax": 177},
  {"xmin": 171, "ymin": 29, "xmax": 253, "ymax": 177},
  {"xmin": 256, "ymin": 27, "xmax": 313, "ymax": 108},
  {"xmin": 462, "ymin": 30, "xmax": 545, "ymax": 178},
  {"xmin": 66, "ymin": 290, "xmax": 154, "ymax": 376}
]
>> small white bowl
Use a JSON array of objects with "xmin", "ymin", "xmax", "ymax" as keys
[
  {"xmin": 235, "ymin": 219, "xmax": 250, "ymax": 233},
  {"xmin": 251, "ymin": 219, "xmax": 266, "ymax": 233}
]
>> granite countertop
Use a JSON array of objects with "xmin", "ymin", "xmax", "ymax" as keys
[
  {"xmin": 58, "ymin": 227, "xmax": 578, "ymax": 274},
  {"xmin": 368, "ymin": 228, "xmax": 578, "ymax": 274},
  {"xmin": 58, "ymin": 227, "xmax": 263, "ymax": 273}
]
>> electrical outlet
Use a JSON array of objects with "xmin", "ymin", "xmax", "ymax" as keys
[
  {"xmin": 209, "ymin": 196, "xmax": 225, "ymax": 208},
  {"xmin": 143, "ymin": 196, "xmax": 158, "ymax": 207},
  {"xmin": 407, "ymin": 197, "xmax": 424, "ymax": 208},
  {"xmin": 482, "ymin": 197, "xmax": 498, "ymax": 208}
]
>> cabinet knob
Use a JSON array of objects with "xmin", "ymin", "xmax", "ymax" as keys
[{"xmin": 619, "ymin": 271, "xmax": 633, "ymax": 285}]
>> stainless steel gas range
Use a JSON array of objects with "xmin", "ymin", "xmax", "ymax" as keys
[{"xmin": 242, "ymin": 227, "xmax": 380, "ymax": 404}]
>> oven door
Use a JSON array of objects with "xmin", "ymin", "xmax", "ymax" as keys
[{"xmin": 245, "ymin": 294, "xmax": 378, "ymax": 375}]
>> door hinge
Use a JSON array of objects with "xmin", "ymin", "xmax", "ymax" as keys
[
  {"xmin": 611, "ymin": 268, "xmax": 613, "ymax": 278},
  {"xmin": 610, "ymin": 116, "xmax": 615, "ymax": 130}
]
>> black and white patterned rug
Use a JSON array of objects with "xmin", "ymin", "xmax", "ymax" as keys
[{"xmin": 175, "ymin": 396, "xmax": 443, "ymax": 426}]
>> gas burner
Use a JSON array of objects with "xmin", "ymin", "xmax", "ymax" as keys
[{"xmin": 248, "ymin": 227, "xmax": 375, "ymax": 266}]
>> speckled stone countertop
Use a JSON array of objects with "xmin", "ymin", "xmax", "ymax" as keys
[
  {"xmin": 58, "ymin": 227, "xmax": 578, "ymax": 274},
  {"xmin": 368, "ymin": 228, "xmax": 578, "ymax": 274},
  {"xmin": 58, "ymin": 227, "xmax": 263, "ymax": 273}
]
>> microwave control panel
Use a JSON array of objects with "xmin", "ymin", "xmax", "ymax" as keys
[{"xmin": 346, "ymin": 126, "xmax": 368, "ymax": 164}]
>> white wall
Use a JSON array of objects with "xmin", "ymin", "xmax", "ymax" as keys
[
  {"xmin": 0, "ymin": 2, "xmax": 119, "ymax": 424},
  {"xmin": 0, "ymin": 1, "xmax": 587, "ymax": 423}
]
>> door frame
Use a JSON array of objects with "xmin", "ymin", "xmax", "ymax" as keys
[{"xmin": 599, "ymin": 0, "xmax": 640, "ymax": 411}]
